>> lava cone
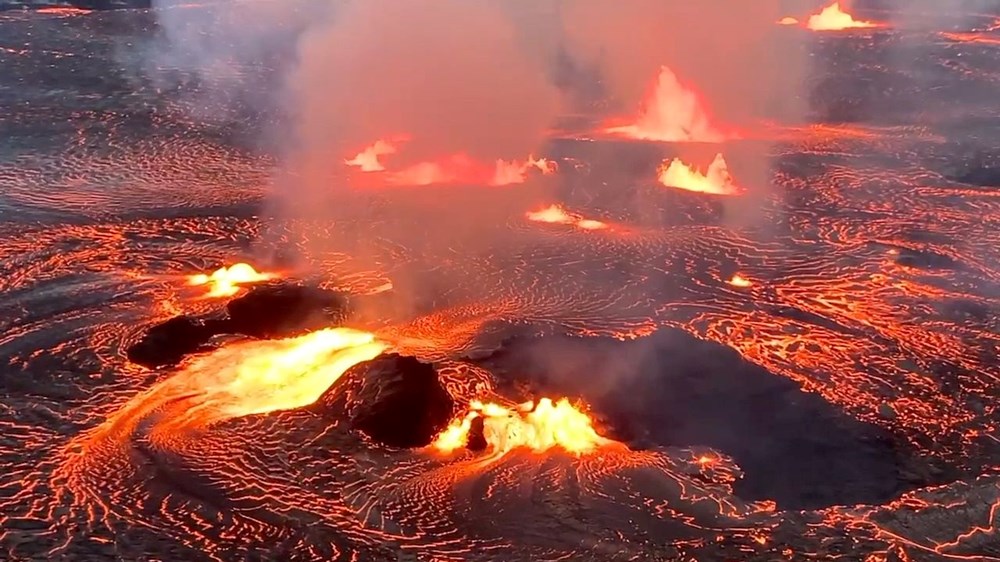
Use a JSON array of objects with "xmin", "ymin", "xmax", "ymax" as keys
[{"xmin": 347, "ymin": 354, "xmax": 454, "ymax": 448}]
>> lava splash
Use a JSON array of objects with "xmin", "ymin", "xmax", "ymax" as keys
[
  {"xmin": 433, "ymin": 397, "xmax": 614, "ymax": 456},
  {"xmin": 806, "ymin": 2, "xmax": 879, "ymax": 31},
  {"xmin": 657, "ymin": 153, "xmax": 741, "ymax": 195},
  {"xmin": 525, "ymin": 204, "xmax": 608, "ymax": 231},
  {"xmin": 345, "ymin": 139, "xmax": 400, "ymax": 172},
  {"xmin": 188, "ymin": 262, "xmax": 275, "ymax": 297},
  {"xmin": 605, "ymin": 66, "xmax": 729, "ymax": 143}
]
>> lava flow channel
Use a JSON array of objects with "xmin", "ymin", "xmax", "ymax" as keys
[
  {"xmin": 97, "ymin": 328, "xmax": 386, "ymax": 434},
  {"xmin": 604, "ymin": 66, "xmax": 732, "ymax": 143}
]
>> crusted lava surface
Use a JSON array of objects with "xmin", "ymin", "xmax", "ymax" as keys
[{"xmin": 1, "ymin": 5, "xmax": 1000, "ymax": 562}]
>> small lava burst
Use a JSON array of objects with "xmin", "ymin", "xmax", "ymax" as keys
[
  {"xmin": 526, "ymin": 204, "xmax": 608, "ymax": 231},
  {"xmin": 433, "ymin": 397, "xmax": 613, "ymax": 456},
  {"xmin": 728, "ymin": 274, "xmax": 753, "ymax": 288},
  {"xmin": 778, "ymin": 16, "xmax": 800, "ymax": 25},
  {"xmin": 806, "ymin": 2, "xmax": 879, "ymax": 31},
  {"xmin": 657, "ymin": 153, "xmax": 741, "ymax": 195},
  {"xmin": 605, "ymin": 66, "xmax": 729, "ymax": 143},
  {"xmin": 345, "ymin": 139, "xmax": 400, "ymax": 172},
  {"xmin": 187, "ymin": 262, "xmax": 275, "ymax": 297}
]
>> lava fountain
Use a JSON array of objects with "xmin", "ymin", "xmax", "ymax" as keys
[
  {"xmin": 526, "ymin": 204, "xmax": 608, "ymax": 231},
  {"xmin": 806, "ymin": 2, "xmax": 878, "ymax": 31},
  {"xmin": 187, "ymin": 262, "xmax": 276, "ymax": 297},
  {"xmin": 433, "ymin": 398, "xmax": 614, "ymax": 456},
  {"xmin": 657, "ymin": 153, "xmax": 741, "ymax": 195},
  {"xmin": 605, "ymin": 66, "xmax": 729, "ymax": 142},
  {"xmin": 345, "ymin": 139, "xmax": 400, "ymax": 172}
]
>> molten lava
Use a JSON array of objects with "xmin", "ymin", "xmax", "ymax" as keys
[
  {"xmin": 806, "ymin": 2, "xmax": 878, "ymax": 31},
  {"xmin": 187, "ymin": 263, "xmax": 275, "ymax": 297},
  {"xmin": 778, "ymin": 16, "xmax": 800, "ymax": 25},
  {"xmin": 657, "ymin": 153, "xmax": 741, "ymax": 195},
  {"xmin": 345, "ymin": 139, "xmax": 399, "ymax": 172},
  {"xmin": 728, "ymin": 274, "xmax": 753, "ymax": 288},
  {"xmin": 167, "ymin": 328, "xmax": 386, "ymax": 427},
  {"xmin": 606, "ymin": 66, "xmax": 728, "ymax": 143},
  {"xmin": 433, "ymin": 397, "xmax": 612, "ymax": 456},
  {"xmin": 387, "ymin": 153, "xmax": 555, "ymax": 186},
  {"xmin": 526, "ymin": 204, "xmax": 608, "ymax": 231}
]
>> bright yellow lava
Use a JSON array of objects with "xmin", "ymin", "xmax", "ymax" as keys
[
  {"xmin": 167, "ymin": 328, "xmax": 386, "ymax": 426},
  {"xmin": 434, "ymin": 397, "xmax": 612, "ymax": 456},
  {"xmin": 188, "ymin": 262, "xmax": 275, "ymax": 297},
  {"xmin": 806, "ymin": 2, "xmax": 877, "ymax": 31},
  {"xmin": 658, "ymin": 153, "xmax": 741, "ymax": 196}
]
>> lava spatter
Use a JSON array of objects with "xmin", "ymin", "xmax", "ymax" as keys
[
  {"xmin": 433, "ymin": 397, "xmax": 614, "ymax": 456},
  {"xmin": 658, "ymin": 153, "xmax": 742, "ymax": 195},
  {"xmin": 604, "ymin": 66, "xmax": 731, "ymax": 143},
  {"xmin": 187, "ymin": 262, "xmax": 276, "ymax": 298}
]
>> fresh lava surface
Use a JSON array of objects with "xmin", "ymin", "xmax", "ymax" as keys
[
  {"xmin": 433, "ymin": 397, "xmax": 613, "ymax": 456},
  {"xmin": 806, "ymin": 2, "xmax": 879, "ymax": 31},
  {"xmin": 657, "ymin": 153, "xmax": 741, "ymax": 195},
  {"xmin": 525, "ymin": 204, "xmax": 608, "ymax": 231},
  {"xmin": 187, "ymin": 262, "xmax": 275, "ymax": 297},
  {"xmin": 153, "ymin": 328, "xmax": 386, "ymax": 429},
  {"xmin": 605, "ymin": 66, "xmax": 730, "ymax": 143}
]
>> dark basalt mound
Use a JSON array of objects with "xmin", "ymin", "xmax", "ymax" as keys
[
  {"xmin": 225, "ymin": 283, "xmax": 349, "ymax": 338},
  {"xmin": 347, "ymin": 354, "xmax": 455, "ymax": 449},
  {"xmin": 474, "ymin": 327, "xmax": 925, "ymax": 511},
  {"xmin": 126, "ymin": 316, "xmax": 214, "ymax": 368}
]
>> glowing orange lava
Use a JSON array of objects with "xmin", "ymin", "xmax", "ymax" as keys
[
  {"xmin": 526, "ymin": 204, "xmax": 608, "ymax": 231},
  {"xmin": 164, "ymin": 328, "xmax": 386, "ymax": 427},
  {"xmin": 187, "ymin": 262, "xmax": 275, "ymax": 297},
  {"xmin": 433, "ymin": 397, "xmax": 613, "ymax": 456},
  {"xmin": 36, "ymin": 7, "xmax": 93, "ymax": 15},
  {"xmin": 387, "ymin": 153, "xmax": 555, "ymax": 186},
  {"xmin": 778, "ymin": 16, "xmax": 800, "ymax": 25},
  {"xmin": 345, "ymin": 139, "xmax": 399, "ymax": 172},
  {"xmin": 806, "ymin": 2, "xmax": 878, "ymax": 31},
  {"xmin": 727, "ymin": 274, "xmax": 753, "ymax": 288},
  {"xmin": 657, "ymin": 153, "xmax": 741, "ymax": 195},
  {"xmin": 605, "ymin": 66, "xmax": 728, "ymax": 143}
]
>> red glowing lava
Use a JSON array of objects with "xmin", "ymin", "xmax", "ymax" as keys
[
  {"xmin": 526, "ymin": 204, "xmax": 608, "ymax": 231},
  {"xmin": 657, "ymin": 154, "xmax": 741, "ymax": 195},
  {"xmin": 806, "ymin": 2, "xmax": 879, "ymax": 31},
  {"xmin": 605, "ymin": 67, "xmax": 729, "ymax": 143}
]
